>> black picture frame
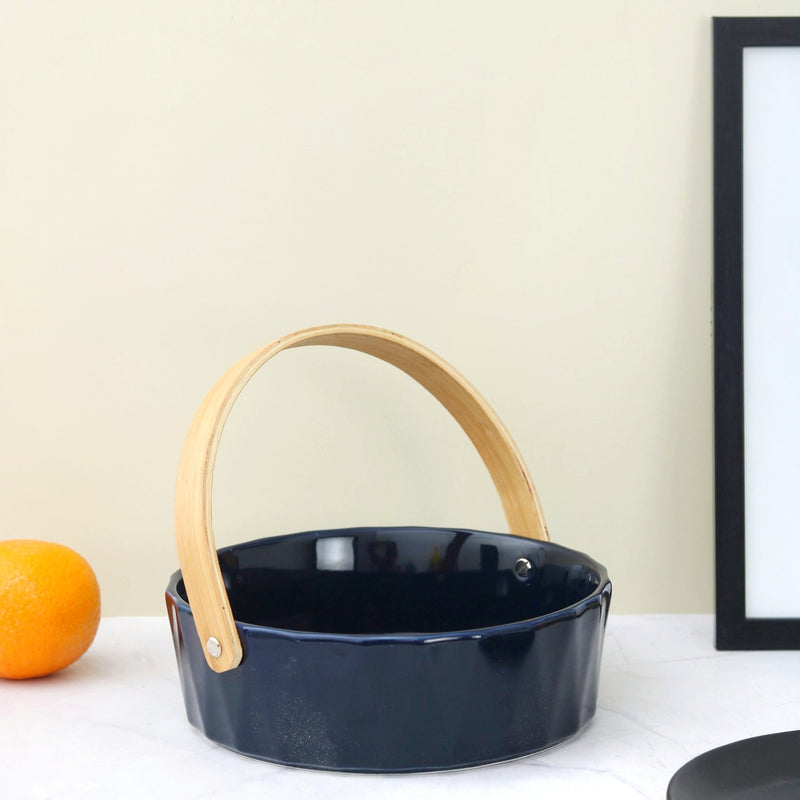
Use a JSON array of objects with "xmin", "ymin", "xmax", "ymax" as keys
[{"xmin": 714, "ymin": 17, "xmax": 800, "ymax": 649}]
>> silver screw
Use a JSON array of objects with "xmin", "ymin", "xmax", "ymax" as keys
[
  {"xmin": 206, "ymin": 637, "xmax": 222, "ymax": 658},
  {"xmin": 514, "ymin": 557, "xmax": 532, "ymax": 579}
]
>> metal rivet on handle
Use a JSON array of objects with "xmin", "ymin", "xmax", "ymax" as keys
[
  {"xmin": 514, "ymin": 557, "xmax": 532, "ymax": 580},
  {"xmin": 206, "ymin": 637, "xmax": 222, "ymax": 658}
]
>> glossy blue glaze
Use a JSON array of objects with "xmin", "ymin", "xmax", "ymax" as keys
[{"xmin": 166, "ymin": 526, "xmax": 611, "ymax": 772}]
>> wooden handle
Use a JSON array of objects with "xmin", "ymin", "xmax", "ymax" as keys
[{"xmin": 175, "ymin": 324, "xmax": 548, "ymax": 672}]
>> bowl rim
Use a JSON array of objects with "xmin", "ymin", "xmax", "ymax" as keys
[{"xmin": 166, "ymin": 525, "xmax": 611, "ymax": 644}]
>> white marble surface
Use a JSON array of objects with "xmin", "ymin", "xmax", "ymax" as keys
[{"xmin": 3, "ymin": 615, "xmax": 799, "ymax": 799}]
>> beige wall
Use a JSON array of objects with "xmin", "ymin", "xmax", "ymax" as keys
[{"xmin": 2, "ymin": 1, "xmax": 797, "ymax": 616}]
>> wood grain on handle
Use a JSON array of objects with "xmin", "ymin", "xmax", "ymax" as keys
[{"xmin": 175, "ymin": 324, "xmax": 548, "ymax": 672}]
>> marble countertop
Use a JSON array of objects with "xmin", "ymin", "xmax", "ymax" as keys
[{"xmin": 3, "ymin": 615, "xmax": 799, "ymax": 799}]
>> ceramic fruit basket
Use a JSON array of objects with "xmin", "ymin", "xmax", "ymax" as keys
[{"xmin": 165, "ymin": 324, "xmax": 611, "ymax": 773}]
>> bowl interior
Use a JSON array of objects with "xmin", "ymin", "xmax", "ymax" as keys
[{"xmin": 175, "ymin": 527, "xmax": 605, "ymax": 635}]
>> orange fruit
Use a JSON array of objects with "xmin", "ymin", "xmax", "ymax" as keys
[{"xmin": 0, "ymin": 540, "xmax": 101, "ymax": 679}]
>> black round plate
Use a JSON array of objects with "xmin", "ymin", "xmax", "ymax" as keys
[{"xmin": 668, "ymin": 731, "xmax": 800, "ymax": 799}]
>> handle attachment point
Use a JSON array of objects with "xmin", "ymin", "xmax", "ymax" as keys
[{"xmin": 205, "ymin": 637, "xmax": 222, "ymax": 659}]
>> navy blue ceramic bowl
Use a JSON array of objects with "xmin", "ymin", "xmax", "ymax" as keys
[{"xmin": 166, "ymin": 525, "xmax": 611, "ymax": 773}]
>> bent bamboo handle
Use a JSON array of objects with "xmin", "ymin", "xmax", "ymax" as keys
[{"xmin": 175, "ymin": 324, "xmax": 548, "ymax": 672}]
